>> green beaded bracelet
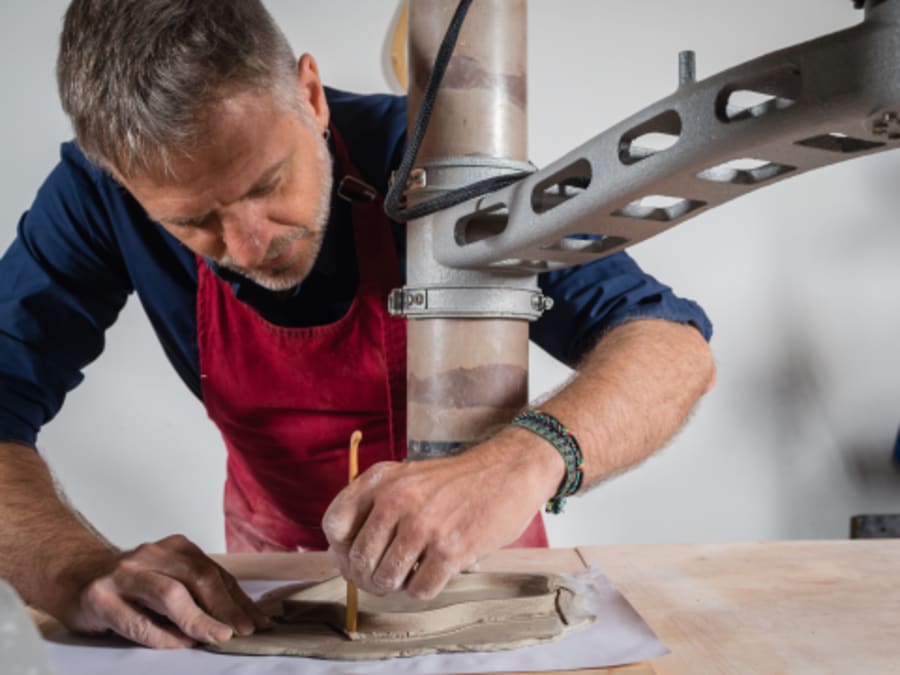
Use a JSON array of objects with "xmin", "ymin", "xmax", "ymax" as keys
[{"xmin": 511, "ymin": 410, "xmax": 585, "ymax": 514}]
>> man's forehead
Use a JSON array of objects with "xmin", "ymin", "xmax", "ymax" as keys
[
  {"xmin": 106, "ymin": 86, "xmax": 285, "ymax": 182},
  {"xmin": 139, "ymin": 156, "xmax": 290, "ymax": 225},
  {"xmin": 122, "ymin": 109, "xmax": 297, "ymax": 222}
]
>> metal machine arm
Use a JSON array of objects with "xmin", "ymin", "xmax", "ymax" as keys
[{"xmin": 422, "ymin": 0, "xmax": 900, "ymax": 274}]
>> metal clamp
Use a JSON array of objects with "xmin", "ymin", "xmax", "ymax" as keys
[{"xmin": 388, "ymin": 286, "xmax": 554, "ymax": 320}]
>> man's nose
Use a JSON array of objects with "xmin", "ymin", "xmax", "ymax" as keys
[{"xmin": 220, "ymin": 206, "xmax": 272, "ymax": 268}]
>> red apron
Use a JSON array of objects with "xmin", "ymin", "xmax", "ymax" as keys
[{"xmin": 196, "ymin": 128, "xmax": 547, "ymax": 552}]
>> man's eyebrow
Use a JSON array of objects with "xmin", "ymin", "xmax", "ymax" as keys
[
  {"xmin": 243, "ymin": 158, "xmax": 288, "ymax": 197},
  {"xmin": 155, "ymin": 158, "xmax": 288, "ymax": 225}
]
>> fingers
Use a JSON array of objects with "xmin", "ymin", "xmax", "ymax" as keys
[
  {"xmin": 68, "ymin": 534, "xmax": 269, "ymax": 649},
  {"xmin": 405, "ymin": 549, "xmax": 457, "ymax": 601},
  {"xmin": 367, "ymin": 523, "xmax": 475, "ymax": 600},
  {"xmin": 369, "ymin": 520, "xmax": 422, "ymax": 594},
  {"xmin": 323, "ymin": 459, "xmax": 482, "ymax": 599},
  {"xmin": 140, "ymin": 535, "xmax": 269, "ymax": 635},
  {"xmin": 347, "ymin": 507, "xmax": 473, "ymax": 599},
  {"xmin": 326, "ymin": 462, "xmax": 417, "ymax": 594},
  {"xmin": 185, "ymin": 568, "xmax": 253, "ymax": 636},
  {"xmin": 118, "ymin": 570, "xmax": 234, "ymax": 644},
  {"xmin": 321, "ymin": 493, "xmax": 365, "ymax": 579},
  {"xmin": 407, "ymin": 527, "xmax": 477, "ymax": 600},
  {"xmin": 322, "ymin": 450, "xmax": 527, "ymax": 602},
  {"xmin": 90, "ymin": 588, "xmax": 195, "ymax": 649},
  {"xmin": 322, "ymin": 463, "xmax": 388, "ymax": 570},
  {"xmin": 347, "ymin": 513, "xmax": 397, "ymax": 594},
  {"xmin": 218, "ymin": 568, "xmax": 272, "ymax": 630}
]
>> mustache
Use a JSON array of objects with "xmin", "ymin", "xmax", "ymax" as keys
[{"xmin": 216, "ymin": 226, "xmax": 320, "ymax": 271}]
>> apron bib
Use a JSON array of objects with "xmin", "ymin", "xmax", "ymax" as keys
[{"xmin": 196, "ymin": 127, "xmax": 546, "ymax": 552}]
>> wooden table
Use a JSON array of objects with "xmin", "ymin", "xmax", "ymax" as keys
[
  {"xmin": 35, "ymin": 541, "xmax": 900, "ymax": 674},
  {"xmin": 579, "ymin": 540, "xmax": 900, "ymax": 675}
]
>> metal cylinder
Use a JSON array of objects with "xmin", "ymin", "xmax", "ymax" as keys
[
  {"xmin": 408, "ymin": 0, "xmax": 527, "ymax": 161},
  {"xmin": 407, "ymin": 319, "xmax": 529, "ymax": 458},
  {"xmin": 405, "ymin": 0, "xmax": 529, "ymax": 459}
]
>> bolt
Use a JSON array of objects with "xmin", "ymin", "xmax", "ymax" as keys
[
  {"xmin": 678, "ymin": 50, "xmax": 696, "ymax": 88},
  {"xmin": 387, "ymin": 289, "xmax": 405, "ymax": 316},
  {"xmin": 532, "ymin": 295, "xmax": 554, "ymax": 312},
  {"xmin": 407, "ymin": 168, "xmax": 427, "ymax": 190},
  {"xmin": 414, "ymin": 292, "xmax": 425, "ymax": 306},
  {"xmin": 405, "ymin": 293, "xmax": 415, "ymax": 307}
]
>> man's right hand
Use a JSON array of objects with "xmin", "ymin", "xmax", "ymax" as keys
[
  {"xmin": 56, "ymin": 534, "xmax": 271, "ymax": 649},
  {"xmin": 0, "ymin": 442, "xmax": 268, "ymax": 649}
]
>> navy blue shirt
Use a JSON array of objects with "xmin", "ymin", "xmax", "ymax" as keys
[{"xmin": 0, "ymin": 88, "xmax": 712, "ymax": 448}]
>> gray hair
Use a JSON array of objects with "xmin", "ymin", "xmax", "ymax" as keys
[{"xmin": 57, "ymin": 0, "xmax": 299, "ymax": 178}]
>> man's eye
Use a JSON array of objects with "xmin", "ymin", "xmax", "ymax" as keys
[
  {"xmin": 248, "ymin": 179, "xmax": 280, "ymax": 199},
  {"xmin": 170, "ymin": 218, "xmax": 206, "ymax": 229},
  {"xmin": 166, "ymin": 213, "xmax": 214, "ymax": 229}
]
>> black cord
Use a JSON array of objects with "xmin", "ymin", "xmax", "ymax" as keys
[{"xmin": 384, "ymin": 0, "xmax": 532, "ymax": 223}]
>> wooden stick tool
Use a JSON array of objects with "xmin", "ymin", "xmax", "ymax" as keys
[{"xmin": 345, "ymin": 430, "xmax": 362, "ymax": 634}]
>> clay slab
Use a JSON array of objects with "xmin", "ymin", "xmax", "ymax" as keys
[{"xmin": 207, "ymin": 571, "xmax": 595, "ymax": 660}]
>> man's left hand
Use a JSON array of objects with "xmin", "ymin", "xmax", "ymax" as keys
[{"xmin": 322, "ymin": 427, "xmax": 562, "ymax": 600}]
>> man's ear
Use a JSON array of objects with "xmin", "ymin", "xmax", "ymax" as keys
[{"xmin": 297, "ymin": 53, "xmax": 330, "ymax": 133}]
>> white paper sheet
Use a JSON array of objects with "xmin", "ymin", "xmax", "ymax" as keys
[{"xmin": 43, "ymin": 566, "xmax": 668, "ymax": 674}]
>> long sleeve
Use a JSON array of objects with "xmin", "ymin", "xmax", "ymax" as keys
[
  {"xmin": 534, "ymin": 251, "xmax": 712, "ymax": 367},
  {"xmin": 0, "ymin": 147, "xmax": 132, "ymax": 446}
]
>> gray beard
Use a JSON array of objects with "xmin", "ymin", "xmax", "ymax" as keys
[{"xmin": 218, "ymin": 131, "xmax": 334, "ymax": 292}]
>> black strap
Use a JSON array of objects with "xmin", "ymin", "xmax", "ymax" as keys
[{"xmin": 384, "ymin": 0, "xmax": 532, "ymax": 223}]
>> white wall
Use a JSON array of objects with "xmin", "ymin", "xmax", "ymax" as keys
[{"xmin": 0, "ymin": 1, "xmax": 897, "ymax": 553}]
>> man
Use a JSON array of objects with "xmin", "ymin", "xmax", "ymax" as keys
[{"xmin": 0, "ymin": 0, "xmax": 715, "ymax": 650}]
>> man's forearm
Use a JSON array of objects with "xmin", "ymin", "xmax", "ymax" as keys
[
  {"xmin": 324, "ymin": 317, "xmax": 716, "ymax": 599},
  {"xmin": 0, "ymin": 441, "xmax": 270, "ymax": 647},
  {"xmin": 536, "ymin": 318, "xmax": 716, "ymax": 488},
  {"xmin": 0, "ymin": 441, "xmax": 114, "ymax": 617}
]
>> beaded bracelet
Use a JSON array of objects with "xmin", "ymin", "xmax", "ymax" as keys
[{"xmin": 510, "ymin": 410, "xmax": 585, "ymax": 514}]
